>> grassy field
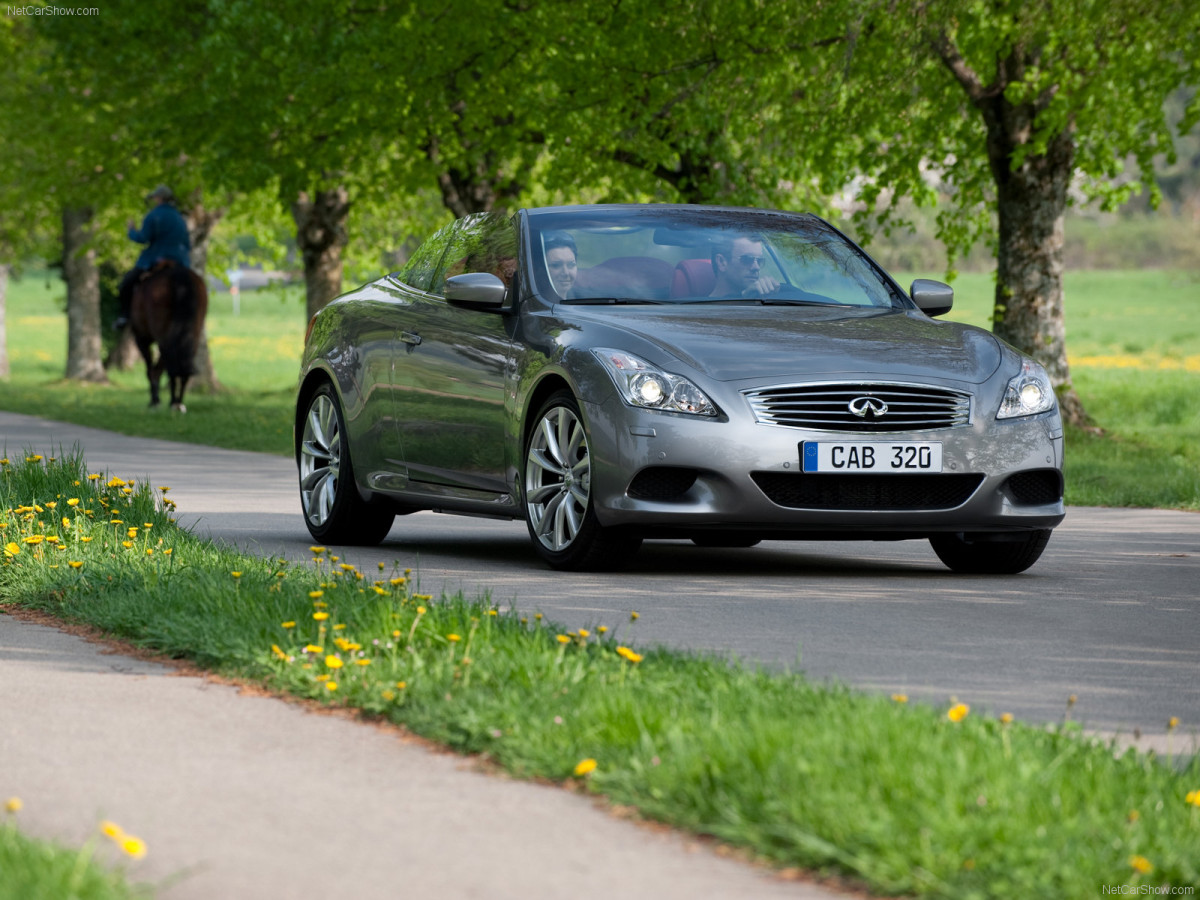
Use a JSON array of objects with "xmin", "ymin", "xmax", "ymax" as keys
[
  {"xmin": 2, "ymin": 268, "xmax": 1199, "ymax": 508},
  {"xmin": 2, "ymin": 453, "xmax": 1198, "ymax": 898}
]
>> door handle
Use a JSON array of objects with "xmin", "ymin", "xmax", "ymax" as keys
[{"xmin": 400, "ymin": 331, "xmax": 422, "ymax": 352}]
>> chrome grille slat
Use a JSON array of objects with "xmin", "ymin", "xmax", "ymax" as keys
[{"xmin": 744, "ymin": 382, "xmax": 972, "ymax": 433}]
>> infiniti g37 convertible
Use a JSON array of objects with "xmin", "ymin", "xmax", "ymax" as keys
[{"xmin": 295, "ymin": 204, "xmax": 1064, "ymax": 573}]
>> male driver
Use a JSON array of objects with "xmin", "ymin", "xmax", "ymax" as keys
[
  {"xmin": 113, "ymin": 184, "xmax": 192, "ymax": 329},
  {"xmin": 710, "ymin": 234, "xmax": 779, "ymax": 298}
]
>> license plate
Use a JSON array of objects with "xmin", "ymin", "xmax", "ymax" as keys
[{"xmin": 801, "ymin": 441, "xmax": 943, "ymax": 473}]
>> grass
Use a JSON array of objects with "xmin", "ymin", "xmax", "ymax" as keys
[
  {"xmin": 1, "ymin": 802, "xmax": 149, "ymax": 900},
  {"xmin": 2, "ymin": 453, "xmax": 1200, "ymax": 898},
  {"xmin": 3, "ymin": 267, "xmax": 1199, "ymax": 508}
]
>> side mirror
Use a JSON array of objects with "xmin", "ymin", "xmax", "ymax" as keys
[
  {"xmin": 910, "ymin": 278, "xmax": 954, "ymax": 317},
  {"xmin": 445, "ymin": 273, "xmax": 508, "ymax": 310}
]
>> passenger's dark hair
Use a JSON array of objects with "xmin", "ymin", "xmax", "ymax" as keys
[{"xmin": 543, "ymin": 231, "xmax": 577, "ymax": 258}]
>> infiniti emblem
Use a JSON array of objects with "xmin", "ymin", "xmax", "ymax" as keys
[{"xmin": 849, "ymin": 396, "xmax": 888, "ymax": 419}]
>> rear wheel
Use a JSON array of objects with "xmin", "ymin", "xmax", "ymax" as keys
[
  {"xmin": 298, "ymin": 383, "xmax": 395, "ymax": 545},
  {"xmin": 524, "ymin": 391, "xmax": 641, "ymax": 570},
  {"xmin": 930, "ymin": 530, "xmax": 1052, "ymax": 574}
]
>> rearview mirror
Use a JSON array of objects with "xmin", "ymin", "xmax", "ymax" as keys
[
  {"xmin": 445, "ymin": 273, "xmax": 508, "ymax": 310},
  {"xmin": 910, "ymin": 279, "xmax": 954, "ymax": 317}
]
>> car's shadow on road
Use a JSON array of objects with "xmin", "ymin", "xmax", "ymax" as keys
[{"xmin": 374, "ymin": 532, "xmax": 958, "ymax": 579}]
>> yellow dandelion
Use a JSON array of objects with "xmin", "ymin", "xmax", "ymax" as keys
[
  {"xmin": 23, "ymin": 535, "xmax": 44, "ymax": 545},
  {"xmin": 4, "ymin": 542, "xmax": 19, "ymax": 557},
  {"xmin": 304, "ymin": 644, "xmax": 323, "ymax": 653},
  {"xmin": 313, "ymin": 611, "xmax": 330, "ymax": 621},
  {"xmin": 396, "ymin": 681, "xmax": 407, "ymax": 690},
  {"xmin": 381, "ymin": 690, "xmax": 396, "ymax": 701},
  {"xmin": 325, "ymin": 655, "xmax": 344, "ymax": 669},
  {"xmin": 145, "ymin": 548, "xmax": 154, "ymax": 556},
  {"xmin": 281, "ymin": 621, "xmax": 296, "ymax": 629},
  {"xmin": 1000, "ymin": 713, "xmax": 1014, "ymax": 724},
  {"xmin": 100, "ymin": 820, "xmax": 124, "ymax": 840},
  {"xmin": 4, "ymin": 797, "xmax": 21, "ymax": 813},
  {"xmin": 356, "ymin": 659, "xmax": 371, "ymax": 667},
  {"xmin": 390, "ymin": 577, "xmax": 406, "ymax": 586},
  {"xmin": 598, "ymin": 626, "xmax": 608, "ymax": 634},
  {"xmin": 630, "ymin": 611, "xmax": 639, "ymax": 620},
  {"xmin": 309, "ymin": 590, "xmax": 324, "ymax": 599},
  {"xmin": 68, "ymin": 560, "xmax": 83, "ymax": 569},
  {"xmin": 1185, "ymin": 790, "xmax": 1200, "ymax": 808},
  {"xmin": 106, "ymin": 476, "xmax": 126, "ymax": 488},
  {"xmin": 947, "ymin": 703, "xmax": 970, "ymax": 723},
  {"xmin": 271, "ymin": 644, "xmax": 288, "ymax": 661},
  {"xmin": 326, "ymin": 681, "xmax": 338, "ymax": 692},
  {"xmin": 447, "ymin": 634, "xmax": 461, "ymax": 642},
  {"xmin": 416, "ymin": 606, "xmax": 427, "ymax": 615},
  {"xmin": 1130, "ymin": 855, "xmax": 1153, "ymax": 874},
  {"xmin": 67, "ymin": 498, "xmax": 80, "ymax": 507},
  {"xmin": 891, "ymin": 693, "xmax": 908, "ymax": 704},
  {"xmin": 310, "ymin": 546, "xmax": 326, "ymax": 555},
  {"xmin": 87, "ymin": 473, "xmax": 101, "ymax": 481},
  {"xmin": 163, "ymin": 548, "xmax": 172, "ymax": 555},
  {"xmin": 373, "ymin": 586, "xmax": 387, "ymax": 595},
  {"xmin": 616, "ymin": 646, "xmax": 644, "ymax": 663},
  {"xmin": 573, "ymin": 758, "xmax": 598, "ymax": 777},
  {"xmin": 81, "ymin": 537, "xmax": 93, "ymax": 544},
  {"xmin": 556, "ymin": 634, "xmax": 571, "ymax": 644},
  {"xmin": 1168, "ymin": 716, "xmax": 1180, "ymax": 731},
  {"xmin": 578, "ymin": 628, "xmax": 590, "ymax": 638},
  {"xmin": 230, "ymin": 571, "xmax": 242, "ymax": 579}
]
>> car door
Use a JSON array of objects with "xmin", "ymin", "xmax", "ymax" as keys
[{"xmin": 391, "ymin": 212, "xmax": 518, "ymax": 506}]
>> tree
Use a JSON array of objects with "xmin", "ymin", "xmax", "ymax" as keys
[{"xmin": 835, "ymin": 0, "xmax": 1200, "ymax": 426}]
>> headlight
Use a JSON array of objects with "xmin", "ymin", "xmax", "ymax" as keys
[
  {"xmin": 593, "ymin": 349, "xmax": 717, "ymax": 416},
  {"xmin": 997, "ymin": 360, "xmax": 1056, "ymax": 419}
]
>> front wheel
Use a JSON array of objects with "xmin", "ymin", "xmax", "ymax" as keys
[
  {"xmin": 929, "ymin": 530, "xmax": 1052, "ymax": 574},
  {"xmin": 298, "ymin": 383, "xmax": 395, "ymax": 545},
  {"xmin": 524, "ymin": 391, "xmax": 640, "ymax": 570}
]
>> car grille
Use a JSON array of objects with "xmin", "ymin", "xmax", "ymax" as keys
[
  {"xmin": 751, "ymin": 472, "xmax": 985, "ymax": 511},
  {"xmin": 743, "ymin": 383, "xmax": 972, "ymax": 433}
]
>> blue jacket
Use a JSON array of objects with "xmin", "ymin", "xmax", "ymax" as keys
[{"xmin": 129, "ymin": 203, "xmax": 191, "ymax": 269}]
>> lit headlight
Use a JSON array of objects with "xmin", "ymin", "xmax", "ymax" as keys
[
  {"xmin": 594, "ymin": 349, "xmax": 717, "ymax": 416},
  {"xmin": 997, "ymin": 360, "xmax": 1056, "ymax": 419}
]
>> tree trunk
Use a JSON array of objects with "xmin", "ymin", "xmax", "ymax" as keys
[
  {"xmin": 184, "ymin": 196, "xmax": 226, "ymax": 393},
  {"xmin": 0, "ymin": 263, "xmax": 9, "ymax": 379},
  {"xmin": 931, "ymin": 33, "xmax": 1090, "ymax": 428},
  {"xmin": 982, "ymin": 113, "xmax": 1090, "ymax": 427},
  {"xmin": 62, "ymin": 206, "xmax": 108, "ymax": 384},
  {"xmin": 292, "ymin": 187, "xmax": 349, "ymax": 321}
]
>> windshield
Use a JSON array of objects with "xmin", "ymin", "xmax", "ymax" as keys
[{"xmin": 525, "ymin": 207, "xmax": 907, "ymax": 308}]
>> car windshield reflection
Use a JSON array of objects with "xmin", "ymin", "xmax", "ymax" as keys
[{"xmin": 527, "ymin": 208, "xmax": 906, "ymax": 309}]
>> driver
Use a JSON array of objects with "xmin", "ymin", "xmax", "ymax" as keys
[{"xmin": 710, "ymin": 234, "xmax": 779, "ymax": 298}]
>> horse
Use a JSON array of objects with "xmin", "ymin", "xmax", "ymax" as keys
[{"xmin": 129, "ymin": 261, "xmax": 208, "ymax": 412}]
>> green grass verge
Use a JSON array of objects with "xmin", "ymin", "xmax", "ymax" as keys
[
  {"xmin": 2, "ymin": 269, "xmax": 1198, "ymax": 507},
  {"xmin": 0, "ymin": 806, "xmax": 149, "ymax": 900},
  {"xmin": 3, "ymin": 454, "xmax": 1199, "ymax": 898}
]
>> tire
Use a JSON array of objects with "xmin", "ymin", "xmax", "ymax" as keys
[
  {"xmin": 298, "ymin": 382, "xmax": 395, "ymax": 545},
  {"xmin": 524, "ymin": 391, "xmax": 641, "ymax": 570},
  {"xmin": 929, "ymin": 529, "xmax": 1052, "ymax": 574}
]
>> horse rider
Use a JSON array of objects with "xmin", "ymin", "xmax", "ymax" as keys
[{"xmin": 113, "ymin": 184, "xmax": 192, "ymax": 330}]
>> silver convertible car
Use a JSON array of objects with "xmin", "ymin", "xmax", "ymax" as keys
[{"xmin": 295, "ymin": 205, "xmax": 1064, "ymax": 573}]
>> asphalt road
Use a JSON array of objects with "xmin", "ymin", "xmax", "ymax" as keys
[{"xmin": 3, "ymin": 410, "xmax": 1199, "ymax": 896}]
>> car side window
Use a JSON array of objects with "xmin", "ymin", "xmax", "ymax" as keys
[
  {"xmin": 434, "ymin": 213, "xmax": 519, "ymax": 295},
  {"xmin": 396, "ymin": 223, "xmax": 455, "ymax": 293}
]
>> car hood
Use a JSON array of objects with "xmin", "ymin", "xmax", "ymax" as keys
[{"xmin": 565, "ymin": 304, "xmax": 1004, "ymax": 384}]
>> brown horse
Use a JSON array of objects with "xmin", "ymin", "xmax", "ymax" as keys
[{"xmin": 130, "ymin": 261, "xmax": 208, "ymax": 412}]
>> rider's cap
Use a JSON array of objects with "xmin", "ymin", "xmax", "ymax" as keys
[{"xmin": 145, "ymin": 184, "xmax": 175, "ymax": 203}]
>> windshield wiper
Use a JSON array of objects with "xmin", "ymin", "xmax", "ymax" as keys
[{"xmin": 566, "ymin": 297, "xmax": 666, "ymax": 305}]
